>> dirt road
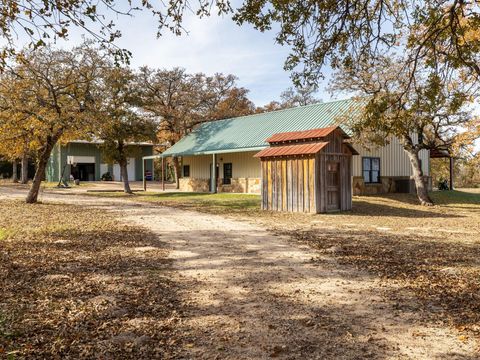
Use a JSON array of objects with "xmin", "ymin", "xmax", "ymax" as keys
[{"xmin": 0, "ymin": 187, "xmax": 475, "ymax": 359}]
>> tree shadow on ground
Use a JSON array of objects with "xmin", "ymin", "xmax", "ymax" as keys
[
  {"xmin": 349, "ymin": 199, "xmax": 464, "ymax": 218},
  {"xmin": 0, "ymin": 225, "xmax": 188, "ymax": 358},
  {"xmin": 279, "ymin": 226, "xmax": 480, "ymax": 342},
  {"xmin": 116, "ymin": 202, "xmax": 478, "ymax": 359}
]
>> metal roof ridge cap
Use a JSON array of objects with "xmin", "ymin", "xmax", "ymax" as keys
[{"xmin": 189, "ymin": 98, "xmax": 356, "ymax": 127}]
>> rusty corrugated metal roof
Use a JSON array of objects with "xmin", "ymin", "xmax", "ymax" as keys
[
  {"xmin": 266, "ymin": 126, "xmax": 338, "ymax": 143},
  {"xmin": 254, "ymin": 142, "xmax": 328, "ymax": 158}
]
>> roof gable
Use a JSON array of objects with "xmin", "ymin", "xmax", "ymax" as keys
[{"xmin": 162, "ymin": 98, "xmax": 362, "ymax": 157}]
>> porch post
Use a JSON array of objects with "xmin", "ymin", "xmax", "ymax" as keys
[
  {"xmin": 142, "ymin": 159, "xmax": 147, "ymax": 191},
  {"xmin": 449, "ymin": 156, "xmax": 454, "ymax": 190},
  {"xmin": 161, "ymin": 157, "xmax": 165, "ymax": 191},
  {"xmin": 211, "ymin": 153, "xmax": 217, "ymax": 194}
]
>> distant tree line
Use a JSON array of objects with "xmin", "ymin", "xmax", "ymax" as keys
[{"xmin": 0, "ymin": 41, "xmax": 319, "ymax": 203}]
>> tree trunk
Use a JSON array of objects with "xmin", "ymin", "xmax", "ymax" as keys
[
  {"xmin": 120, "ymin": 161, "xmax": 133, "ymax": 194},
  {"xmin": 26, "ymin": 152, "xmax": 49, "ymax": 204},
  {"xmin": 12, "ymin": 160, "xmax": 18, "ymax": 183},
  {"xmin": 173, "ymin": 156, "xmax": 181, "ymax": 189},
  {"xmin": 405, "ymin": 148, "xmax": 433, "ymax": 206},
  {"xmin": 20, "ymin": 154, "xmax": 29, "ymax": 184},
  {"xmin": 26, "ymin": 136, "xmax": 59, "ymax": 204}
]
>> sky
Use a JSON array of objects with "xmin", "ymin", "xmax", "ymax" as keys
[{"xmin": 49, "ymin": 4, "xmax": 334, "ymax": 107}]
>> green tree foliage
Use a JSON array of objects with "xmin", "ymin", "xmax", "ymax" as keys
[{"xmin": 234, "ymin": 0, "xmax": 480, "ymax": 86}]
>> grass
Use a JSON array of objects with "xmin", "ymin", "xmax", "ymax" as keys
[
  {"xmin": 0, "ymin": 228, "xmax": 7, "ymax": 241},
  {"xmin": 0, "ymin": 200, "xmax": 181, "ymax": 358},
  {"xmin": 86, "ymin": 191, "xmax": 262, "ymax": 214},
  {"xmin": 431, "ymin": 187, "xmax": 480, "ymax": 206}
]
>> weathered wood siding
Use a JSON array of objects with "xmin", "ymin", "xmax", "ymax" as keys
[{"xmin": 261, "ymin": 157, "xmax": 317, "ymax": 213}]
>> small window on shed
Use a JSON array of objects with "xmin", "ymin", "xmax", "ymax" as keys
[
  {"xmin": 223, "ymin": 163, "xmax": 232, "ymax": 184},
  {"xmin": 362, "ymin": 157, "xmax": 380, "ymax": 183},
  {"xmin": 182, "ymin": 165, "xmax": 190, "ymax": 177}
]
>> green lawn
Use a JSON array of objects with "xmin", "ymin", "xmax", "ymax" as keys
[
  {"xmin": 87, "ymin": 191, "xmax": 262, "ymax": 214},
  {"xmin": 430, "ymin": 187, "xmax": 480, "ymax": 206},
  {"xmin": 86, "ymin": 188, "xmax": 480, "ymax": 215}
]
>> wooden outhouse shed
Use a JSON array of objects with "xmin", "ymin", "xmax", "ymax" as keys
[{"xmin": 254, "ymin": 126, "xmax": 358, "ymax": 213}]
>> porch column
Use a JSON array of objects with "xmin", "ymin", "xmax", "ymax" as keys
[
  {"xmin": 161, "ymin": 157, "xmax": 165, "ymax": 191},
  {"xmin": 211, "ymin": 153, "xmax": 217, "ymax": 194},
  {"xmin": 142, "ymin": 159, "xmax": 147, "ymax": 191},
  {"xmin": 449, "ymin": 157, "xmax": 454, "ymax": 190}
]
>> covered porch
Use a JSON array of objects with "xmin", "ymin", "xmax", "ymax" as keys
[
  {"xmin": 141, "ymin": 147, "xmax": 265, "ymax": 193},
  {"xmin": 430, "ymin": 148, "xmax": 455, "ymax": 190}
]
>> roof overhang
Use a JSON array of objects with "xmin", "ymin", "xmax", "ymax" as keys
[
  {"xmin": 144, "ymin": 145, "xmax": 267, "ymax": 160},
  {"xmin": 254, "ymin": 142, "xmax": 329, "ymax": 158}
]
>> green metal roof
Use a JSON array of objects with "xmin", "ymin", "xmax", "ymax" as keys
[{"xmin": 162, "ymin": 98, "xmax": 362, "ymax": 157}]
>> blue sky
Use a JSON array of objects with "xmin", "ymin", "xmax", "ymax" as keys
[{"xmin": 71, "ymin": 5, "xmax": 334, "ymax": 107}]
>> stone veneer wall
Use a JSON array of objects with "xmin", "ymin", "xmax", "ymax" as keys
[
  {"xmin": 352, "ymin": 176, "xmax": 432, "ymax": 195},
  {"xmin": 179, "ymin": 177, "xmax": 261, "ymax": 193}
]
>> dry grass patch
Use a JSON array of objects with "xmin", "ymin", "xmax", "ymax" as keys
[
  {"xmin": 0, "ymin": 201, "xmax": 183, "ymax": 359},
  {"xmin": 254, "ymin": 190, "xmax": 480, "ymax": 342}
]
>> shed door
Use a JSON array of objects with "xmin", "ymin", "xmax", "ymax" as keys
[{"xmin": 326, "ymin": 162, "xmax": 340, "ymax": 211}]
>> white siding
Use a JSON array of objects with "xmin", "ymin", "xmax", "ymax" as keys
[
  {"xmin": 352, "ymin": 136, "xmax": 429, "ymax": 177},
  {"xmin": 182, "ymin": 151, "xmax": 261, "ymax": 179},
  {"xmin": 182, "ymin": 138, "xmax": 429, "ymax": 180}
]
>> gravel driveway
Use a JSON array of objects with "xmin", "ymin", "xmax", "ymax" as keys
[{"xmin": 0, "ymin": 186, "xmax": 475, "ymax": 359}]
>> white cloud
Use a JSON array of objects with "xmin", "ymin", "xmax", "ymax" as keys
[{"xmin": 4, "ymin": 4, "xmax": 335, "ymax": 106}]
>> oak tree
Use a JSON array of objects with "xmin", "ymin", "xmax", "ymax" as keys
[
  {"xmin": 333, "ymin": 55, "xmax": 477, "ymax": 205},
  {"xmin": 0, "ymin": 43, "xmax": 106, "ymax": 203},
  {"xmin": 94, "ymin": 66, "xmax": 157, "ymax": 193},
  {"xmin": 136, "ymin": 67, "xmax": 254, "ymax": 188}
]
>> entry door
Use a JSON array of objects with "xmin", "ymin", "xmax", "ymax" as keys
[{"xmin": 326, "ymin": 162, "xmax": 340, "ymax": 211}]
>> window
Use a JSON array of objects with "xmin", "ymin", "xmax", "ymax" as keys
[
  {"xmin": 182, "ymin": 165, "xmax": 190, "ymax": 177},
  {"xmin": 362, "ymin": 157, "xmax": 380, "ymax": 183},
  {"xmin": 223, "ymin": 163, "xmax": 232, "ymax": 185}
]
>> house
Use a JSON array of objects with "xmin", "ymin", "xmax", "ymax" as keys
[
  {"xmin": 46, "ymin": 141, "xmax": 154, "ymax": 182},
  {"xmin": 152, "ymin": 99, "xmax": 431, "ymax": 195}
]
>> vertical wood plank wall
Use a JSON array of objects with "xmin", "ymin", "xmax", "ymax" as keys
[
  {"xmin": 260, "ymin": 130, "xmax": 355, "ymax": 213},
  {"xmin": 261, "ymin": 157, "xmax": 317, "ymax": 213}
]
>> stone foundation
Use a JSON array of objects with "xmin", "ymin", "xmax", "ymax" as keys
[
  {"xmin": 179, "ymin": 178, "xmax": 210, "ymax": 192},
  {"xmin": 353, "ymin": 176, "xmax": 432, "ymax": 195},
  {"xmin": 179, "ymin": 177, "xmax": 261, "ymax": 193}
]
